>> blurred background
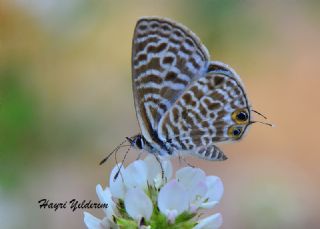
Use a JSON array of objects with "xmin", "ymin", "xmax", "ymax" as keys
[{"xmin": 1, "ymin": 0, "xmax": 320, "ymax": 228}]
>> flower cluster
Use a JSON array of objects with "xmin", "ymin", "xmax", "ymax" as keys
[{"xmin": 84, "ymin": 155, "xmax": 223, "ymax": 229}]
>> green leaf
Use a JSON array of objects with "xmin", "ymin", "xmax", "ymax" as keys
[
  {"xmin": 175, "ymin": 211, "xmax": 196, "ymax": 223},
  {"xmin": 149, "ymin": 212, "xmax": 169, "ymax": 229},
  {"xmin": 170, "ymin": 220, "xmax": 197, "ymax": 229},
  {"xmin": 117, "ymin": 199, "xmax": 131, "ymax": 219},
  {"xmin": 116, "ymin": 218, "xmax": 138, "ymax": 229},
  {"xmin": 148, "ymin": 211, "xmax": 197, "ymax": 229}
]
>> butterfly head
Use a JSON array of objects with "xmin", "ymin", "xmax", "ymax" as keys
[{"xmin": 127, "ymin": 134, "xmax": 147, "ymax": 150}]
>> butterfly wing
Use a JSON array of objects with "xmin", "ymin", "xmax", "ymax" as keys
[
  {"xmin": 157, "ymin": 62, "xmax": 251, "ymax": 160},
  {"xmin": 132, "ymin": 17, "xmax": 210, "ymax": 149}
]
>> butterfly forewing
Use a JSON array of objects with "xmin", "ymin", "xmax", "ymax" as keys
[{"xmin": 132, "ymin": 17, "xmax": 210, "ymax": 150}]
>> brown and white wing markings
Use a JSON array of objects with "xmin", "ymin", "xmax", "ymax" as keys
[
  {"xmin": 158, "ymin": 64, "xmax": 250, "ymax": 160},
  {"xmin": 132, "ymin": 17, "xmax": 210, "ymax": 150}
]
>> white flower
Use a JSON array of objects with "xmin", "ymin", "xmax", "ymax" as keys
[
  {"xmin": 84, "ymin": 155, "xmax": 224, "ymax": 229},
  {"xmin": 109, "ymin": 156, "xmax": 172, "ymax": 199},
  {"xmin": 194, "ymin": 213, "xmax": 223, "ymax": 229},
  {"xmin": 188, "ymin": 179, "xmax": 208, "ymax": 212},
  {"xmin": 158, "ymin": 179, "xmax": 189, "ymax": 223},
  {"xmin": 175, "ymin": 167, "xmax": 224, "ymax": 211},
  {"xmin": 201, "ymin": 176, "xmax": 224, "ymax": 209},
  {"xmin": 84, "ymin": 212, "xmax": 110, "ymax": 229},
  {"xmin": 176, "ymin": 167, "xmax": 206, "ymax": 189},
  {"xmin": 123, "ymin": 160, "xmax": 148, "ymax": 189},
  {"xmin": 125, "ymin": 188, "xmax": 153, "ymax": 221},
  {"xmin": 109, "ymin": 164, "xmax": 125, "ymax": 199},
  {"xmin": 84, "ymin": 184, "xmax": 118, "ymax": 229},
  {"xmin": 144, "ymin": 155, "xmax": 172, "ymax": 188},
  {"xmin": 96, "ymin": 185, "xmax": 117, "ymax": 220}
]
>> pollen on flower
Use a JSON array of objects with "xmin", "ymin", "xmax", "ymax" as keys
[{"xmin": 83, "ymin": 155, "xmax": 224, "ymax": 229}]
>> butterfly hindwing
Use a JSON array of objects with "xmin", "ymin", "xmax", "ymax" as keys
[
  {"xmin": 132, "ymin": 17, "xmax": 210, "ymax": 149},
  {"xmin": 191, "ymin": 145, "xmax": 227, "ymax": 161},
  {"xmin": 157, "ymin": 62, "xmax": 250, "ymax": 159}
]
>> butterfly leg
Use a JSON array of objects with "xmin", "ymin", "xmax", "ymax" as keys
[
  {"xmin": 153, "ymin": 153, "xmax": 165, "ymax": 180},
  {"xmin": 136, "ymin": 151, "xmax": 143, "ymax": 160},
  {"xmin": 183, "ymin": 157, "xmax": 195, "ymax": 168},
  {"xmin": 178, "ymin": 153, "xmax": 195, "ymax": 168}
]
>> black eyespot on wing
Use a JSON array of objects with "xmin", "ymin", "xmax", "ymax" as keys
[
  {"xmin": 233, "ymin": 128, "xmax": 241, "ymax": 136},
  {"xmin": 231, "ymin": 109, "xmax": 249, "ymax": 125},
  {"xmin": 228, "ymin": 126, "xmax": 243, "ymax": 138},
  {"xmin": 237, "ymin": 111, "xmax": 248, "ymax": 121}
]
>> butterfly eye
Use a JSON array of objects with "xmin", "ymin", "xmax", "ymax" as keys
[
  {"xmin": 232, "ymin": 109, "xmax": 249, "ymax": 124},
  {"xmin": 228, "ymin": 126, "xmax": 243, "ymax": 138},
  {"xmin": 135, "ymin": 137, "xmax": 143, "ymax": 149}
]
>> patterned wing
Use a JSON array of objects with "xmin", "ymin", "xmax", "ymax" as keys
[
  {"xmin": 158, "ymin": 62, "xmax": 251, "ymax": 160},
  {"xmin": 132, "ymin": 17, "xmax": 210, "ymax": 148}
]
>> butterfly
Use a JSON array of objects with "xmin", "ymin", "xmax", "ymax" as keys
[{"xmin": 103, "ymin": 16, "xmax": 268, "ymax": 165}]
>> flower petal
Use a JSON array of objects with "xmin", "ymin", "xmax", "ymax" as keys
[
  {"xmin": 158, "ymin": 179, "xmax": 189, "ymax": 218},
  {"xmin": 200, "ymin": 201, "xmax": 218, "ymax": 209},
  {"xmin": 189, "ymin": 180, "xmax": 207, "ymax": 201},
  {"xmin": 205, "ymin": 176, "xmax": 224, "ymax": 202},
  {"xmin": 109, "ymin": 163, "xmax": 126, "ymax": 199},
  {"xmin": 83, "ymin": 212, "xmax": 109, "ymax": 229},
  {"xmin": 188, "ymin": 180, "xmax": 208, "ymax": 211},
  {"xmin": 123, "ymin": 160, "xmax": 148, "ymax": 189},
  {"xmin": 96, "ymin": 184, "xmax": 117, "ymax": 218},
  {"xmin": 176, "ymin": 167, "xmax": 206, "ymax": 190},
  {"xmin": 144, "ymin": 155, "xmax": 172, "ymax": 187},
  {"xmin": 124, "ymin": 188, "xmax": 153, "ymax": 221},
  {"xmin": 193, "ymin": 213, "xmax": 223, "ymax": 229},
  {"xmin": 144, "ymin": 155, "xmax": 162, "ymax": 183}
]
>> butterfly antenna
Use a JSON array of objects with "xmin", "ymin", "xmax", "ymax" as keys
[
  {"xmin": 250, "ymin": 120, "xmax": 275, "ymax": 127},
  {"xmin": 114, "ymin": 145, "xmax": 132, "ymax": 181},
  {"xmin": 99, "ymin": 139, "xmax": 128, "ymax": 165},
  {"xmin": 251, "ymin": 109, "xmax": 268, "ymax": 120}
]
